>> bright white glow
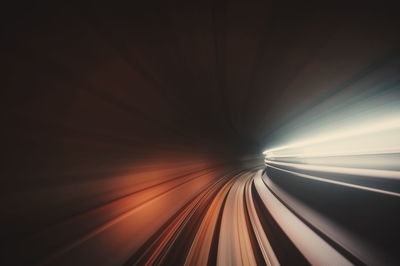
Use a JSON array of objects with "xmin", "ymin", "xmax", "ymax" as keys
[
  {"xmin": 263, "ymin": 115, "xmax": 400, "ymax": 159},
  {"xmin": 265, "ymin": 160, "xmax": 400, "ymax": 179}
]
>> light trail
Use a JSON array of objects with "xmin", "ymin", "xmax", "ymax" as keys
[
  {"xmin": 245, "ymin": 174, "xmax": 279, "ymax": 266},
  {"xmin": 266, "ymin": 164, "xmax": 400, "ymax": 197},
  {"xmin": 263, "ymin": 115, "xmax": 400, "ymax": 160},
  {"xmin": 4, "ymin": 1, "xmax": 400, "ymax": 265},
  {"xmin": 217, "ymin": 173, "xmax": 257, "ymax": 266},
  {"xmin": 7, "ymin": 165, "xmax": 399, "ymax": 265},
  {"xmin": 254, "ymin": 172, "xmax": 352, "ymax": 266},
  {"xmin": 265, "ymin": 159, "xmax": 400, "ymax": 180}
]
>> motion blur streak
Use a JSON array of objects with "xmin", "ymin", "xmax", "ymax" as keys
[
  {"xmin": 2, "ymin": 1, "xmax": 400, "ymax": 265},
  {"xmin": 263, "ymin": 115, "xmax": 400, "ymax": 159}
]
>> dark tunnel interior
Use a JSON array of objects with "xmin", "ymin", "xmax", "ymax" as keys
[{"xmin": 2, "ymin": 1, "xmax": 400, "ymax": 265}]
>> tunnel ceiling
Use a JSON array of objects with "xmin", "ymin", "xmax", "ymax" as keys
[
  {"xmin": 3, "ymin": 1, "xmax": 400, "ymax": 265},
  {"xmin": 5, "ymin": 1, "xmax": 400, "ymax": 151}
]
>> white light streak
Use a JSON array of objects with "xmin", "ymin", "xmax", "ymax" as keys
[{"xmin": 263, "ymin": 115, "xmax": 400, "ymax": 160}]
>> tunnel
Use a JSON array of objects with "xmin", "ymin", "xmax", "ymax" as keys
[{"xmin": 3, "ymin": 1, "xmax": 400, "ymax": 265}]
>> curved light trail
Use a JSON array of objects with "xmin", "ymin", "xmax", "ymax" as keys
[
  {"xmin": 3, "ymin": 1, "xmax": 400, "ymax": 265},
  {"xmin": 6, "ymin": 165, "xmax": 397, "ymax": 265}
]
